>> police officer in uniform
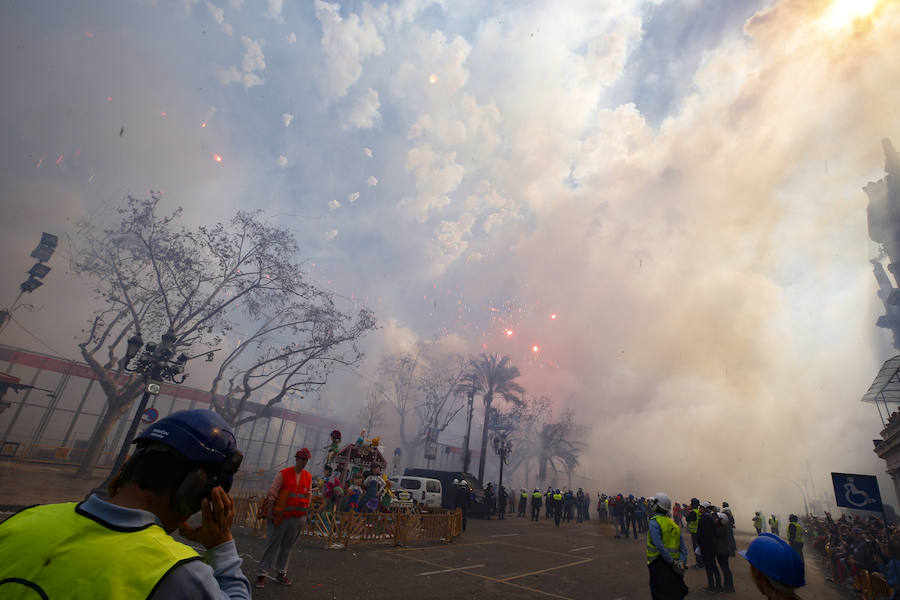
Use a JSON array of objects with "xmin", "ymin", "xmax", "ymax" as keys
[
  {"xmin": 0, "ymin": 409, "xmax": 248, "ymax": 599},
  {"xmin": 498, "ymin": 485, "xmax": 508, "ymax": 520},
  {"xmin": 553, "ymin": 489, "xmax": 564, "ymax": 526},
  {"xmin": 530, "ymin": 489, "xmax": 543, "ymax": 521},
  {"xmin": 646, "ymin": 492, "xmax": 688, "ymax": 600},
  {"xmin": 518, "ymin": 488, "xmax": 528, "ymax": 517},
  {"xmin": 768, "ymin": 514, "xmax": 780, "ymax": 537}
]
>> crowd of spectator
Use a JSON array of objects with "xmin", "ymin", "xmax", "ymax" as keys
[{"xmin": 805, "ymin": 511, "xmax": 900, "ymax": 592}]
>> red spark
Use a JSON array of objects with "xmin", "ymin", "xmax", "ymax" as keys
[
  {"xmin": 56, "ymin": 154, "xmax": 64, "ymax": 166},
  {"xmin": 201, "ymin": 122, "xmax": 207, "ymax": 128},
  {"xmin": 550, "ymin": 313, "xmax": 558, "ymax": 320},
  {"xmin": 85, "ymin": 32, "xmax": 94, "ymax": 38},
  {"xmin": 504, "ymin": 329, "xmax": 514, "ymax": 337},
  {"xmin": 213, "ymin": 153, "xmax": 223, "ymax": 163},
  {"xmin": 161, "ymin": 111, "xmax": 167, "ymax": 116},
  {"xmin": 106, "ymin": 96, "xmax": 112, "ymax": 102}
]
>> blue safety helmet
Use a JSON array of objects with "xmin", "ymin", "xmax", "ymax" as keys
[
  {"xmin": 134, "ymin": 409, "xmax": 237, "ymax": 465},
  {"xmin": 739, "ymin": 533, "xmax": 805, "ymax": 588}
]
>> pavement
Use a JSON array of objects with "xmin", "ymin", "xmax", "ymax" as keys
[
  {"xmin": 0, "ymin": 462, "xmax": 856, "ymax": 599},
  {"xmin": 237, "ymin": 516, "xmax": 854, "ymax": 600}
]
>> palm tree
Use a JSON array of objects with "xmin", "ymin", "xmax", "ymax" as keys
[
  {"xmin": 537, "ymin": 417, "xmax": 583, "ymax": 489},
  {"xmin": 461, "ymin": 353, "xmax": 524, "ymax": 483}
]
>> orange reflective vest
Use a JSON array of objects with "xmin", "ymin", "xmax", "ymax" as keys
[{"xmin": 274, "ymin": 467, "xmax": 311, "ymax": 524}]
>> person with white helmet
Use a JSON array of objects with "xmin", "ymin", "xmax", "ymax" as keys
[
  {"xmin": 714, "ymin": 511, "xmax": 736, "ymax": 593},
  {"xmin": 739, "ymin": 533, "xmax": 805, "ymax": 598},
  {"xmin": 753, "ymin": 511, "xmax": 765, "ymax": 535},
  {"xmin": 646, "ymin": 492, "xmax": 689, "ymax": 600}
]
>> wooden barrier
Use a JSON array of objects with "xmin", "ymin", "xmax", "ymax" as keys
[
  {"xmin": 231, "ymin": 491, "xmax": 462, "ymax": 549},
  {"xmin": 870, "ymin": 571, "xmax": 895, "ymax": 600}
]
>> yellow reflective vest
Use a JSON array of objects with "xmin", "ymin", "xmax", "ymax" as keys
[
  {"xmin": 687, "ymin": 508, "xmax": 700, "ymax": 534},
  {"xmin": 0, "ymin": 502, "xmax": 201, "ymax": 599},
  {"xmin": 647, "ymin": 514, "xmax": 682, "ymax": 564},
  {"xmin": 788, "ymin": 521, "xmax": 803, "ymax": 543},
  {"xmin": 769, "ymin": 516, "xmax": 779, "ymax": 531},
  {"xmin": 753, "ymin": 514, "xmax": 764, "ymax": 530}
]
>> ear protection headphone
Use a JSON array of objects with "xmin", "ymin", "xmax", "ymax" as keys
[{"xmin": 172, "ymin": 448, "xmax": 244, "ymax": 515}]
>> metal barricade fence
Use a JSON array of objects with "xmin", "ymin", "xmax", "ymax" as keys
[{"xmin": 231, "ymin": 492, "xmax": 462, "ymax": 549}]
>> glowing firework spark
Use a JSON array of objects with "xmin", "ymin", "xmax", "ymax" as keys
[
  {"xmin": 160, "ymin": 111, "xmax": 167, "ymax": 116},
  {"xmin": 429, "ymin": 74, "xmax": 438, "ymax": 84},
  {"xmin": 532, "ymin": 345, "xmax": 540, "ymax": 353},
  {"xmin": 201, "ymin": 122, "xmax": 207, "ymax": 128},
  {"xmin": 505, "ymin": 329, "xmax": 514, "ymax": 337},
  {"xmin": 106, "ymin": 96, "xmax": 112, "ymax": 102},
  {"xmin": 213, "ymin": 153, "xmax": 223, "ymax": 163},
  {"xmin": 550, "ymin": 313, "xmax": 558, "ymax": 320}
]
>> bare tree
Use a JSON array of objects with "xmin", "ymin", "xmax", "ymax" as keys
[
  {"xmin": 357, "ymin": 390, "xmax": 386, "ymax": 434},
  {"xmin": 208, "ymin": 302, "xmax": 376, "ymax": 427},
  {"xmin": 505, "ymin": 395, "xmax": 552, "ymax": 487},
  {"xmin": 376, "ymin": 345, "xmax": 468, "ymax": 466},
  {"xmin": 73, "ymin": 195, "xmax": 344, "ymax": 476}
]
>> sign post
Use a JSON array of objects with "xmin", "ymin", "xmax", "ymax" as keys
[{"xmin": 831, "ymin": 472, "xmax": 887, "ymax": 527}]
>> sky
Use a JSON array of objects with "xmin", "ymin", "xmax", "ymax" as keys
[{"xmin": 1, "ymin": 0, "xmax": 899, "ymax": 515}]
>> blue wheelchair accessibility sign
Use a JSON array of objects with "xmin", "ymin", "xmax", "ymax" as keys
[{"xmin": 831, "ymin": 473, "xmax": 883, "ymax": 513}]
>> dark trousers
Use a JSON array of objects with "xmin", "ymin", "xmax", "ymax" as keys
[
  {"xmin": 648, "ymin": 557, "xmax": 689, "ymax": 600},
  {"xmin": 460, "ymin": 507, "xmax": 468, "ymax": 531},
  {"xmin": 531, "ymin": 504, "xmax": 541, "ymax": 521},
  {"xmin": 518, "ymin": 499, "xmax": 526, "ymax": 517},
  {"xmin": 498, "ymin": 503, "xmax": 506, "ymax": 519},
  {"xmin": 615, "ymin": 515, "xmax": 625, "ymax": 536},
  {"xmin": 625, "ymin": 515, "xmax": 638, "ymax": 538},
  {"xmin": 546, "ymin": 501, "xmax": 552, "ymax": 518},
  {"xmin": 716, "ymin": 554, "xmax": 733, "ymax": 590},
  {"xmin": 555, "ymin": 507, "xmax": 562, "ymax": 526},
  {"xmin": 690, "ymin": 532, "xmax": 704, "ymax": 567},
  {"xmin": 702, "ymin": 549, "xmax": 721, "ymax": 589},
  {"xmin": 576, "ymin": 504, "xmax": 584, "ymax": 523}
]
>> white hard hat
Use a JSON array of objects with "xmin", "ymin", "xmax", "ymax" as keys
[
  {"xmin": 701, "ymin": 501, "xmax": 711, "ymax": 509},
  {"xmin": 651, "ymin": 492, "xmax": 672, "ymax": 514},
  {"xmin": 717, "ymin": 512, "xmax": 729, "ymax": 524},
  {"xmin": 452, "ymin": 478, "xmax": 459, "ymax": 485}
]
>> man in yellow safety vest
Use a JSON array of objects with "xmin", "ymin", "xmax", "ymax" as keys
[
  {"xmin": 647, "ymin": 492, "xmax": 689, "ymax": 600},
  {"xmin": 0, "ymin": 409, "xmax": 248, "ymax": 599}
]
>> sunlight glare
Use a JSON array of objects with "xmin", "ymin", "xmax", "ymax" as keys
[{"xmin": 822, "ymin": 0, "xmax": 879, "ymax": 30}]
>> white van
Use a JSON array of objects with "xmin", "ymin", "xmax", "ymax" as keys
[{"xmin": 389, "ymin": 476, "xmax": 442, "ymax": 508}]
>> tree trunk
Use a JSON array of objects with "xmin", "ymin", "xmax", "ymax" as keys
[
  {"xmin": 477, "ymin": 396, "xmax": 492, "ymax": 483},
  {"xmin": 75, "ymin": 396, "xmax": 132, "ymax": 478}
]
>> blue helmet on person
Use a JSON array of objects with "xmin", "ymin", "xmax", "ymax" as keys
[
  {"xmin": 135, "ymin": 409, "xmax": 237, "ymax": 463},
  {"xmin": 739, "ymin": 533, "xmax": 805, "ymax": 588}
]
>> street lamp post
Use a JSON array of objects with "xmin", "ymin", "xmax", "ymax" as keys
[
  {"xmin": 95, "ymin": 330, "xmax": 189, "ymax": 497},
  {"xmin": 492, "ymin": 432, "xmax": 512, "ymax": 490},
  {"xmin": 0, "ymin": 233, "xmax": 57, "ymax": 335},
  {"xmin": 462, "ymin": 382, "xmax": 475, "ymax": 473}
]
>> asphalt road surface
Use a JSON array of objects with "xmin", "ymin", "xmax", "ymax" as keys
[{"xmin": 237, "ymin": 516, "xmax": 851, "ymax": 600}]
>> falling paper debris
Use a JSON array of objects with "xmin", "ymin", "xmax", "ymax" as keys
[
  {"xmin": 119, "ymin": 126, "xmax": 125, "ymax": 137},
  {"xmin": 213, "ymin": 153, "xmax": 223, "ymax": 163},
  {"xmin": 286, "ymin": 32, "xmax": 297, "ymax": 44},
  {"xmin": 366, "ymin": 176, "xmax": 378, "ymax": 187},
  {"xmin": 325, "ymin": 229, "xmax": 338, "ymax": 240},
  {"xmin": 282, "ymin": 113, "xmax": 294, "ymax": 127},
  {"xmin": 347, "ymin": 192, "xmax": 360, "ymax": 202},
  {"xmin": 363, "ymin": 147, "xmax": 373, "ymax": 158},
  {"xmin": 277, "ymin": 155, "xmax": 287, "ymax": 167},
  {"xmin": 328, "ymin": 199, "xmax": 340, "ymax": 211}
]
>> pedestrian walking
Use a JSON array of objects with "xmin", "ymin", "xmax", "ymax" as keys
[
  {"xmin": 0, "ymin": 410, "xmax": 249, "ymax": 599},
  {"xmin": 646, "ymin": 492, "xmax": 689, "ymax": 600},
  {"xmin": 612, "ymin": 494, "xmax": 625, "ymax": 538},
  {"xmin": 257, "ymin": 447, "xmax": 313, "ymax": 588},
  {"xmin": 625, "ymin": 494, "xmax": 639, "ymax": 539}
]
